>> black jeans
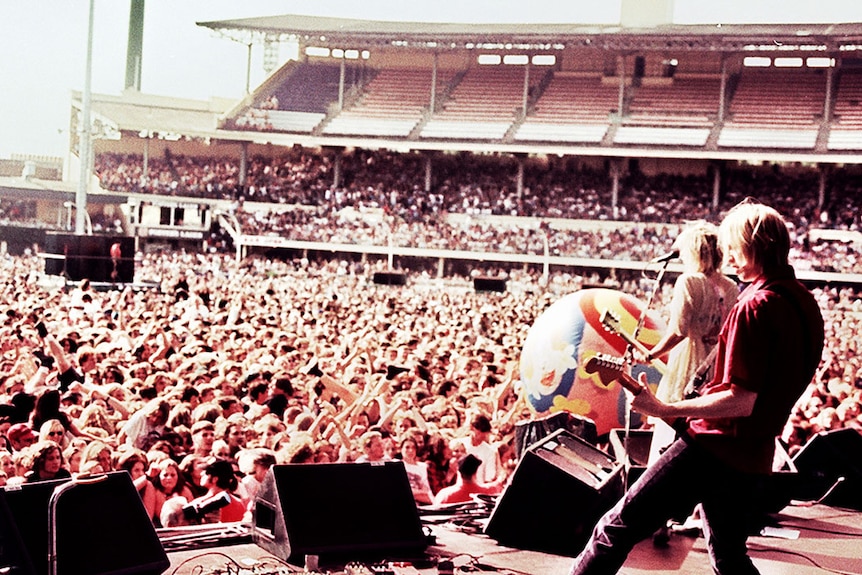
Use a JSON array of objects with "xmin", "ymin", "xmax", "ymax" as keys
[{"xmin": 568, "ymin": 436, "xmax": 764, "ymax": 575}]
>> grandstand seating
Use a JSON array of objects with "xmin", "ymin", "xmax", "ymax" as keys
[
  {"xmin": 272, "ymin": 63, "xmax": 348, "ymax": 114},
  {"xmin": 514, "ymin": 74, "xmax": 616, "ymax": 143},
  {"xmin": 252, "ymin": 110, "xmax": 325, "ymax": 133},
  {"xmin": 828, "ymin": 69, "xmax": 862, "ymax": 150},
  {"xmin": 625, "ymin": 77, "xmax": 719, "ymax": 126},
  {"xmin": 718, "ymin": 69, "xmax": 825, "ymax": 148},
  {"xmin": 420, "ymin": 65, "xmax": 537, "ymax": 140},
  {"xmin": 323, "ymin": 68, "xmax": 451, "ymax": 137}
]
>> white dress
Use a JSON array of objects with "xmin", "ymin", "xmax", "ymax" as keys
[{"xmin": 649, "ymin": 272, "xmax": 738, "ymax": 464}]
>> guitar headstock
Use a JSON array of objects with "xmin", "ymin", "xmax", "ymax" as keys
[
  {"xmin": 599, "ymin": 308, "xmax": 623, "ymax": 335},
  {"xmin": 584, "ymin": 353, "xmax": 642, "ymax": 396}
]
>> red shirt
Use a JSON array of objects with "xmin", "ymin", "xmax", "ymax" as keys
[
  {"xmin": 688, "ymin": 268, "xmax": 824, "ymax": 473},
  {"xmin": 434, "ymin": 480, "xmax": 502, "ymax": 505}
]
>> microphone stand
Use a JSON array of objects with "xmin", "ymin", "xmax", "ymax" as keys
[{"xmin": 622, "ymin": 257, "xmax": 672, "ymax": 481}]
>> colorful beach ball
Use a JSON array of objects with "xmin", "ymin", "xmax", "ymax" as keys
[{"xmin": 519, "ymin": 288, "xmax": 666, "ymax": 436}]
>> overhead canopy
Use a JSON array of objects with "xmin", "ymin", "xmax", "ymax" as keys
[{"xmin": 197, "ymin": 14, "xmax": 862, "ymax": 51}]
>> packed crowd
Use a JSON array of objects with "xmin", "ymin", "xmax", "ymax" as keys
[
  {"xmin": 1, "ymin": 247, "xmax": 860, "ymax": 527},
  {"xmin": 90, "ymin": 149, "xmax": 862, "ymax": 274},
  {"xmin": 91, "ymin": 150, "xmax": 862, "ymax": 231},
  {"xmin": 4, "ymin": 151, "xmax": 862, "ymax": 273}
]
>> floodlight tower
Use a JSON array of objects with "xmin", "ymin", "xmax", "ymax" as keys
[
  {"xmin": 75, "ymin": 0, "xmax": 95, "ymax": 235},
  {"xmin": 125, "ymin": 0, "xmax": 145, "ymax": 91}
]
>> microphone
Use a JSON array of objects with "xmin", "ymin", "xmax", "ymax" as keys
[{"xmin": 650, "ymin": 250, "xmax": 679, "ymax": 264}]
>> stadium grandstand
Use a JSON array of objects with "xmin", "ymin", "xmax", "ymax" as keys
[
  {"xmin": 3, "ymin": 3, "xmax": 862, "ymax": 574},
  {"xmin": 3, "ymin": 4, "xmax": 862, "ymax": 284}
]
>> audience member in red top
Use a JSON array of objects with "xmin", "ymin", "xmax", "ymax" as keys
[
  {"xmin": 433, "ymin": 454, "xmax": 505, "ymax": 505},
  {"xmin": 162, "ymin": 458, "xmax": 245, "ymax": 526}
]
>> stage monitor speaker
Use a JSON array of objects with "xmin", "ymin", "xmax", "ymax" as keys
[
  {"xmin": 792, "ymin": 428, "xmax": 862, "ymax": 510},
  {"xmin": 0, "ymin": 472, "xmax": 169, "ymax": 575},
  {"xmin": 252, "ymin": 462, "xmax": 427, "ymax": 565},
  {"xmin": 514, "ymin": 412, "xmax": 598, "ymax": 460},
  {"xmin": 372, "ymin": 271, "xmax": 406, "ymax": 286},
  {"xmin": 608, "ymin": 428, "xmax": 653, "ymax": 489},
  {"xmin": 485, "ymin": 429, "xmax": 624, "ymax": 557},
  {"xmin": 473, "ymin": 276, "xmax": 506, "ymax": 292},
  {"xmin": 44, "ymin": 233, "xmax": 135, "ymax": 283}
]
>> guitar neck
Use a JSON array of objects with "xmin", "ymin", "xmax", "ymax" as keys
[
  {"xmin": 615, "ymin": 371, "xmax": 642, "ymax": 396},
  {"xmin": 584, "ymin": 354, "xmax": 643, "ymax": 396},
  {"xmin": 599, "ymin": 311, "xmax": 668, "ymax": 375}
]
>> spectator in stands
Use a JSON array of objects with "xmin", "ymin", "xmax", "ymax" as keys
[
  {"xmin": 398, "ymin": 435, "xmax": 433, "ymax": 505},
  {"xmin": 162, "ymin": 458, "xmax": 245, "ymax": 526},
  {"xmin": 355, "ymin": 430, "xmax": 388, "ymax": 463},
  {"xmin": 150, "ymin": 457, "xmax": 195, "ymax": 526},
  {"xmin": 25, "ymin": 440, "xmax": 71, "ymax": 483},
  {"xmin": 452, "ymin": 414, "xmax": 501, "ymax": 484},
  {"xmin": 6, "ymin": 423, "xmax": 38, "ymax": 452},
  {"xmin": 190, "ymin": 420, "xmax": 216, "ymax": 457},
  {"xmin": 37, "ymin": 419, "xmax": 69, "ymax": 449},
  {"xmin": 117, "ymin": 399, "xmax": 170, "ymax": 451},
  {"xmin": 432, "ymin": 454, "xmax": 505, "ymax": 505},
  {"xmin": 237, "ymin": 447, "xmax": 277, "ymax": 515}
]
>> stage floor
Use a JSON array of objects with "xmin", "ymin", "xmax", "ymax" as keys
[{"xmin": 164, "ymin": 502, "xmax": 862, "ymax": 575}]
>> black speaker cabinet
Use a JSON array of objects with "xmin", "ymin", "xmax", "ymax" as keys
[
  {"xmin": 372, "ymin": 271, "xmax": 406, "ymax": 286},
  {"xmin": 485, "ymin": 429, "xmax": 624, "ymax": 556},
  {"xmin": 608, "ymin": 428, "xmax": 653, "ymax": 489},
  {"xmin": 792, "ymin": 428, "xmax": 862, "ymax": 510},
  {"xmin": 514, "ymin": 412, "xmax": 598, "ymax": 460},
  {"xmin": 44, "ymin": 233, "xmax": 135, "ymax": 283},
  {"xmin": 0, "ymin": 472, "xmax": 169, "ymax": 575},
  {"xmin": 252, "ymin": 462, "xmax": 427, "ymax": 565},
  {"xmin": 473, "ymin": 276, "xmax": 506, "ymax": 292}
]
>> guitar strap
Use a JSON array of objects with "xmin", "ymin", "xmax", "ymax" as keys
[{"xmin": 683, "ymin": 344, "xmax": 718, "ymax": 399}]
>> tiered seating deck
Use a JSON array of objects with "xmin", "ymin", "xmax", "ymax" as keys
[
  {"xmin": 829, "ymin": 69, "xmax": 862, "ymax": 150},
  {"xmin": 626, "ymin": 77, "xmax": 719, "ymax": 126},
  {"xmin": 421, "ymin": 66, "xmax": 535, "ymax": 140},
  {"xmin": 719, "ymin": 69, "xmax": 824, "ymax": 149},
  {"xmin": 324, "ymin": 68, "xmax": 451, "ymax": 137},
  {"xmin": 515, "ymin": 74, "xmax": 616, "ymax": 143}
]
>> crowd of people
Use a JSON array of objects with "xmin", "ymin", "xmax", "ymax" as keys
[
  {"xmin": 88, "ymin": 149, "xmax": 862, "ymax": 275},
  {"xmin": 0, "ymin": 244, "xmax": 860, "ymax": 529},
  {"xmin": 2, "ymin": 146, "xmax": 862, "ymax": 531},
  {"xmin": 4, "ymin": 150, "xmax": 862, "ymax": 273},
  {"xmin": 89, "ymin": 149, "xmax": 862, "ymax": 229}
]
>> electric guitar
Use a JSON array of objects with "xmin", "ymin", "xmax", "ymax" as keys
[
  {"xmin": 599, "ymin": 309, "xmax": 667, "ymax": 375},
  {"xmin": 583, "ymin": 353, "xmax": 643, "ymax": 396},
  {"xmin": 586, "ymin": 353, "xmax": 695, "ymax": 434}
]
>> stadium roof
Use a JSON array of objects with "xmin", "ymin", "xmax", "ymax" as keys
[
  {"xmin": 197, "ymin": 14, "xmax": 862, "ymax": 51},
  {"xmin": 75, "ymin": 91, "xmax": 234, "ymax": 140}
]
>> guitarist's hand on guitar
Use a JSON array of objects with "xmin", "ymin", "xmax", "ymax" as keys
[{"xmin": 629, "ymin": 372, "xmax": 668, "ymax": 418}]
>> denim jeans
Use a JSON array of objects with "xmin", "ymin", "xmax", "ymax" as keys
[{"xmin": 568, "ymin": 436, "xmax": 764, "ymax": 575}]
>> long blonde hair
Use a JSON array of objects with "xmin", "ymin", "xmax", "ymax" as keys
[
  {"xmin": 719, "ymin": 200, "xmax": 790, "ymax": 274},
  {"xmin": 675, "ymin": 221, "xmax": 722, "ymax": 275}
]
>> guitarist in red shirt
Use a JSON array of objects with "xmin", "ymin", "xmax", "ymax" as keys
[{"xmin": 569, "ymin": 200, "xmax": 824, "ymax": 575}]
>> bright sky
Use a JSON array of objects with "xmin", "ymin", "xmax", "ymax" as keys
[{"xmin": 2, "ymin": 0, "xmax": 862, "ymax": 159}]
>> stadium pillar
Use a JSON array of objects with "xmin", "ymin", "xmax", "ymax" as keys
[
  {"xmin": 430, "ymin": 52, "xmax": 438, "ymax": 112},
  {"xmin": 424, "ymin": 153, "xmax": 433, "ymax": 193},
  {"xmin": 515, "ymin": 153, "xmax": 526, "ymax": 198},
  {"xmin": 239, "ymin": 142, "xmax": 249, "ymax": 188},
  {"xmin": 712, "ymin": 162, "xmax": 722, "ymax": 210},
  {"xmin": 609, "ymin": 159, "xmax": 622, "ymax": 216},
  {"xmin": 718, "ymin": 56, "xmax": 728, "ymax": 122},
  {"xmin": 818, "ymin": 164, "xmax": 830, "ymax": 212}
]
